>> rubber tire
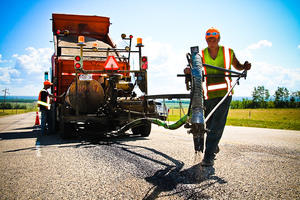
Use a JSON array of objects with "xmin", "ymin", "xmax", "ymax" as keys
[
  {"xmin": 59, "ymin": 122, "xmax": 74, "ymax": 139},
  {"xmin": 131, "ymin": 121, "xmax": 152, "ymax": 137}
]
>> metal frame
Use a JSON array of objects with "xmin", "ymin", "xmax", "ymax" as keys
[{"xmin": 54, "ymin": 34, "xmax": 149, "ymax": 117}]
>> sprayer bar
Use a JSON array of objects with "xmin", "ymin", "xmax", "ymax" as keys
[
  {"xmin": 144, "ymin": 94, "xmax": 190, "ymax": 100},
  {"xmin": 203, "ymin": 63, "xmax": 244, "ymax": 75},
  {"xmin": 177, "ymin": 74, "xmax": 246, "ymax": 78},
  {"xmin": 204, "ymin": 70, "xmax": 247, "ymax": 123},
  {"xmin": 204, "ymin": 74, "xmax": 246, "ymax": 78}
]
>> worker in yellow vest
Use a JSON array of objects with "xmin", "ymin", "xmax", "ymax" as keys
[
  {"xmin": 38, "ymin": 80, "xmax": 53, "ymax": 134},
  {"xmin": 201, "ymin": 27, "xmax": 251, "ymax": 166}
]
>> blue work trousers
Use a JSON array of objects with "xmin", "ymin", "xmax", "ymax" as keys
[
  {"xmin": 41, "ymin": 110, "xmax": 49, "ymax": 134},
  {"xmin": 204, "ymin": 96, "xmax": 232, "ymax": 159}
]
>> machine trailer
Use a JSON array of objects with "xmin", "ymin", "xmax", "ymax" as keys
[{"xmin": 48, "ymin": 13, "xmax": 164, "ymax": 138}]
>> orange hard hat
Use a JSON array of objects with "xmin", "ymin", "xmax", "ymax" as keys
[
  {"xmin": 205, "ymin": 27, "xmax": 220, "ymax": 39},
  {"xmin": 44, "ymin": 80, "xmax": 53, "ymax": 86}
]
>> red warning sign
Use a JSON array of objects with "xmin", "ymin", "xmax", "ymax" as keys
[{"xmin": 104, "ymin": 56, "xmax": 119, "ymax": 70}]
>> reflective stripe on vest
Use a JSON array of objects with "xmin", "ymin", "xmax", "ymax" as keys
[
  {"xmin": 37, "ymin": 101, "xmax": 51, "ymax": 109},
  {"xmin": 38, "ymin": 89, "xmax": 50, "ymax": 110},
  {"xmin": 207, "ymin": 83, "xmax": 227, "ymax": 91},
  {"xmin": 202, "ymin": 46, "xmax": 232, "ymax": 100},
  {"xmin": 201, "ymin": 50, "xmax": 209, "ymax": 100},
  {"xmin": 223, "ymin": 47, "xmax": 232, "ymax": 95}
]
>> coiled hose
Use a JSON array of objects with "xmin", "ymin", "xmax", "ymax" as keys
[
  {"xmin": 114, "ymin": 114, "xmax": 189, "ymax": 134},
  {"xmin": 149, "ymin": 114, "xmax": 189, "ymax": 130}
]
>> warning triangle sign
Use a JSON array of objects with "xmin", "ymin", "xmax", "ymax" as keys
[{"xmin": 104, "ymin": 56, "xmax": 119, "ymax": 70}]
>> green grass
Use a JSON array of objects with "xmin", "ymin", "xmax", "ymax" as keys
[
  {"xmin": 167, "ymin": 108, "xmax": 189, "ymax": 121},
  {"xmin": 227, "ymin": 108, "xmax": 300, "ymax": 130},
  {"xmin": 0, "ymin": 102, "xmax": 37, "ymax": 117},
  {"xmin": 167, "ymin": 108, "xmax": 300, "ymax": 131},
  {"xmin": 0, "ymin": 109, "xmax": 37, "ymax": 117}
]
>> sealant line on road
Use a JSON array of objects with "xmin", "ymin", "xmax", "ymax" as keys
[
  {"xmin": 35, "ymin": 139, "xmax": 42, "ymax": 157},
  {"xmin": 34, "ymin": 126, "xmax": 42, "ymax": 157}
]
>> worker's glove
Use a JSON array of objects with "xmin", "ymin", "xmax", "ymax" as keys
[
  {"xmin": 184, "ymin": 67, "xmax": 191, "ymax": 75},
  {"xmin": 243, "ymin": 61, "xmax": 251, "ymax": 70}
]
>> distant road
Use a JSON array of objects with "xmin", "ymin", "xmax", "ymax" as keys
[{"xmin": 0, "ymin": 112, "xmax": 299, "ymax": 199}]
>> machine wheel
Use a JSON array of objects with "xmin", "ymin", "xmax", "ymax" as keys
[
  {"xmin": 131, "ymin": 121, "xmax": 151, "ymax": 137},
  {"xmin": 59, "ymin": 121, "xmax": 74, "ymax": 139}
]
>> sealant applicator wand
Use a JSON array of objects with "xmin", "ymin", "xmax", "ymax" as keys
[{"xmin": 190, "ymin": 46, "xmax": 206, "ymax": 153}]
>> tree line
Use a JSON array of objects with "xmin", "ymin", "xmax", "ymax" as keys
[
  {"xmin": 230, "ymin": 86, "xmax": 300, "ymax": 109},
  {"xmin": 0, "ymin": 102, "xmax": 36, "ymax": 110}
]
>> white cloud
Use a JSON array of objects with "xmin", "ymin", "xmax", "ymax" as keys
[
  {"xmin": 142, "ymin": 37, "xmax": 187, "ymax": 95},
  {"xmin": 219, "ymin": 39, "xmax": 300, "ymax": 97},
  {"xmin": 0, "ymin": 48, "xmax": 52, "ymax": 96},
  {"xmin": 0, "ymin": 66, "xmax": 20, "ymax": 84},
  {"xmin": 13, "ymin": 47, "xmax": 53, "ymax": 74},
  {"xmin": 0, "ymin": 54, "xmax": 10, "ymax": 63},
  {"xmin": 298, "ymin": 44, "xmax": 300, "ymax": 49},
  {"xmin": 247, "ymin": 40, "xmax": 272, "ymax": 50},
  {"xmin": 234, "ymin": 61, "xmax": 300, "ymax": 96},
  {"xmin": 0, "ymin": 54, "xmax": 4, "ymax": 63},
  {"xmin": 235, "ymin": 40, "xmax": 273, "ymax": 61},
  {"xmin": 8, "ymin": 84, "xmax": 41, "ymax": 96}
]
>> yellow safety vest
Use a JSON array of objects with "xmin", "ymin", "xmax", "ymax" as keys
[{"xmin": 202, "ymin": 46, "xmax": 234, "ymax": 100}]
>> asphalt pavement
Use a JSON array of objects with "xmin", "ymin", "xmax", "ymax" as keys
[{"xmin": 0, "ymin": 112, "xmax": 299, "ymax": 199}]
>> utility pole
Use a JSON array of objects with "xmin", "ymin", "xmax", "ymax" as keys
[{"xmin": 2, "ymin": 88, "xmax": 9, "ymax": 112}]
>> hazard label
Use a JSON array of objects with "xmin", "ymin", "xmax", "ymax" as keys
[{"xmin": 104, "ymin": 56, "xmax": 119, "ymax": 70}]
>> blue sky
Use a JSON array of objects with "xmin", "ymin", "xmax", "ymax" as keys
[{"xmin": 0, "ymin": 0, "xmax": 299, "ymax": 97}]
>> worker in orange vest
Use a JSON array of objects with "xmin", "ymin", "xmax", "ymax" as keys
[
  {"xmin": 37, "ymin": 80, "xmax": 53, "ymax": 135},
  {"xmin": 38, "ymin": 80, "xmax": 65, "ymax": 135},
  {"xmin": 200, "ymin": 28, "xmax": 251, "ymax": 166}
]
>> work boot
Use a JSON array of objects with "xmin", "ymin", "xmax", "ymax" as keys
[
  {"xmin": 201, "ymin": 154, "xmax": 215, "ymax": 167},
  {"xmin": 215, "ymin": 145, "xmax": 220, "ymax": 154},
  {"xmin": 201, "ymin": 158, "xmax": 214, "ymax": 167}
]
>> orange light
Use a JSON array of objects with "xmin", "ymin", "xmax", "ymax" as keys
[
  {"xmin": 137, "ymin": 38, "xmax": 142, "ymax": 45},
  {"xmin": 93, "ymin": 43, "xmax": 97, "ymax": 47},
  {"xmin": 78, "ymin": 36, "xmax": 85, "ymax": 43}
]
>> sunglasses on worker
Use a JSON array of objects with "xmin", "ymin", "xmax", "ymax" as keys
[{"xmin": 206, "ymin": 32, "xmax": 219, "ymax": 36}]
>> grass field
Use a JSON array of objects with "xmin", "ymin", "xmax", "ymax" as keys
[
  {"xmin": 167, "ymin": 108, "xmax": 189, "ymax": 121},
  {"xmin": 0, "ymin": 102, "xmax": 37, "ymax": 117},
  {"xmin": 0, "ymin": 109, "xmax": 37, "ymax": 117},
  {"xmin": 167, "ymin": 108, "xmax": 300, "ymax": 131},
  {"xmin": 227, "ymin": 109, "xmax": 300, "ymax": 130},
  {"xmin": 1, "ymin": 106, "xmax": 299, "ymax": 130}
]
